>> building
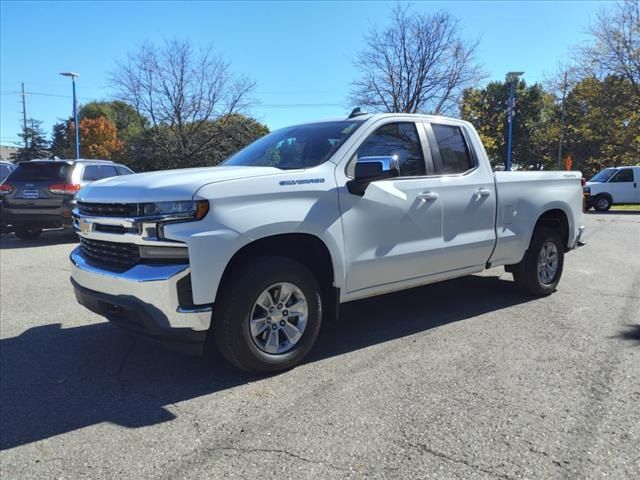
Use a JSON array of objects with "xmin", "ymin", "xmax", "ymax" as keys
[{"xmin": 0, "ymin": 145, "xmax": 19, "ymax": 162}]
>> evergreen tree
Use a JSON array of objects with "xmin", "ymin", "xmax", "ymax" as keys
[
  {"xmin": 11, "ymin": 119, "xmax": 50, "ymax": 162},
  {"xmin": 50, "ymin": 121, "xmax": 72, "ymax": 159}
]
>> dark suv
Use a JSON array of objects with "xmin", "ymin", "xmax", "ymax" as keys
[{"xmin": 1, "ymin": 159, "xmax": 133, "ymax": 239}]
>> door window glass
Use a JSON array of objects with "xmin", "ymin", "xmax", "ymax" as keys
[
  {"xmin": 609, "ymin": 169, "xmax": 634, "ymax": 183},
  {"xmin": 116, "ymin": 165, "xmax": 134, "ymax": 175},
  {"xmin": 431, "ymin": 124, "xmax": 474, "ymax": 174},
  {"xmin": 82, "ymin": 165, "xmax": 118, "ymax": 181},
  {"xmin": 356, "ymin": 122, "xmax": 425, "ymax": 176}
]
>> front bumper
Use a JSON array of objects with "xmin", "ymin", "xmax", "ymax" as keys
[{"xmin": 70, "ymin": 247, "xmax": 212, "ymax": 351}]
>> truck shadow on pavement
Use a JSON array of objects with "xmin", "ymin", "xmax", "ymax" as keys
[
  {"xmin": 0, "ymin": 274, "xmax": 533, "ymax": 450},
  {"xmin": 617, "ymin": 324, "xmax": 640, "ymax": 344}
]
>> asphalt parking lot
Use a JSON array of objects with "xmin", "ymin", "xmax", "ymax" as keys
[{"xmin": 0, "ymin": 212, "xmax": 638, "ymax": 479}]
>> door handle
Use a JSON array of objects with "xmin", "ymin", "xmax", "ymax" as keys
[
  {"xmin": 474, "ymin": 188, "xmax": 491, "ymax": 198},
  {"xmin": 417, "ymin": 191, "xmax": 439, "ymax": 202}
]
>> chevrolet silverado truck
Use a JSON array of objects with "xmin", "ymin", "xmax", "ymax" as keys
[{"xmin": 70, "ymin": 113, "xmax": 585, "ymax": 373}]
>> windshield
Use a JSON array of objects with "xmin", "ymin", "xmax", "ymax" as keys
[
  {"xmin": 222, "ymin": 120, "xmax": 364, "ymax": 169},
  {"xmin": 7, "ymin": 162, "xmax": 71, "ymax": 182},
  {"xmin": 590, "ymin": 168, "xmax": 617, "ymax": 183}
]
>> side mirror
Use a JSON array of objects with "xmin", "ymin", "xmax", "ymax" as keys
[{"xmin": 347, "ymin": 156, "xmax": 400, "ymax": 195}]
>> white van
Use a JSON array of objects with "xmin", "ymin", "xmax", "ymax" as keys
[{"xmin": 585, "ymin": 165, "xmax": 640, "ymax": 211}]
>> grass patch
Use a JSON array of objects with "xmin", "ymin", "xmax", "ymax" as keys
[{"xmin": 611, "ymin": 204, "xmax": 640, "ymax": 211}]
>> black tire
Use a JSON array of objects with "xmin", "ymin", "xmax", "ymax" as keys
[
  {"xmin": 211, "ymin": 256, "xmax": 322, "ymax": 374},
  {"xmin": 594, "ymin": 194, "xmax": 612, "ymax": 212},
  {"xmin": 14, "ymin": 226, "xmax": 42, "ymax": 240},
  {"xmin": 511, "ymin": 226, "xmax": 564, "ymax": 296}
]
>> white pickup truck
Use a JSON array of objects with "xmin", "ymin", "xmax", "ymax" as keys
[{"xmin": 70, "ymin": 113, "xmax": 585, "ymax": 373}]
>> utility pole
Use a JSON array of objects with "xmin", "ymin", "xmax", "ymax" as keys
[
  {"xmin": 557, "ymin": 70, "xmax": 568, "ymax": 170},
  {"xmin": 20, "ymin": 83, "xmax": 28, "ymax": 149}
]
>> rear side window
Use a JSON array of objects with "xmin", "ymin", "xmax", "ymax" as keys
[
  {"xmin": 82, "ymin": 165, "xmax": 118, "ymax": 181},
  {"xmin": 116, "ymin": 165, "xmax": 134, "ymax": 175},
  {"xmin": 431, "ymin": 124, "xmax": 474, "ymax": 175},
  {"xmin": 357, "ymin": 122, "xmax": 426, "ymax": 176},
  {"xmin": 7, "ymin": 162, "xmax": 71, "ymax": 182},
  {"xmin": 0, "ymin": 164, "xmax": 14, "ymax": 181},
  {"xmin": 610, "ymin": 168, "xmax": 634, "ymax": 183}
]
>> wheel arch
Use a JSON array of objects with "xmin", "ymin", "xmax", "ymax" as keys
[
  {"xmin": 533, "ymin": 208, "xmax": 570, "ymax": 251},
  {"xmin": 216, "ymin": 233, "xmax": 340, "ymax": 321}
]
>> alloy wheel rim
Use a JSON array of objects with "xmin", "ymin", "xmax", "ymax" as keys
[
  {"xmin": 537, "ymin": 241, "xmax": 559, "ymax": 285},
  {"xmin": 597, "ymin": 198, "xmax": 609, "ymax": 209},
  {"xmin": 249, "ymin": 282, "xmax": 308, "ymax": 354}
]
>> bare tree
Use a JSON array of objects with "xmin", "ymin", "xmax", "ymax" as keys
[
  {"xmin": 579, "ymin": 0, "xmax": 640, "ymax": 97},
  {"xmin": 110, "ymin": 39, "xmax": 255, "ymax": 165},
  {"xmin": 350, "ymin": 4, "xmax": 483, "ymax": 115}
]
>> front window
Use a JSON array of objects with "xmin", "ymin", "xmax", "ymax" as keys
[
  {"xmin": 222, "ymin": 120, "xmax": 364, "ymax": 169},
  {"xmin": 590, "ymin": 168, "xmax": 617, "ymax": 183},
  {"xmin": 356, "ymin": 122, "xmax": 426, "ymax": 177}
]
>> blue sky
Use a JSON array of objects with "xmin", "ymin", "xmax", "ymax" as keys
[{"xmin": 1, "ymin": 0, "xmax": 605, "ymax": 146}]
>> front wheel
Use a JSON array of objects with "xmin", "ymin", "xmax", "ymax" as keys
[
  {"xmin": 594, "ymin": 195, "xmax": 612, "ymax": 212},
  {"xmin": 211, "ymin": 256, "xmax": 322, "ymax": 374},
  {"xmin": 14, "ymin": 226, "xmax": 42, "ymax": 240},
  {"xmin": 510, "ymin": 227, "xmax": 564, "ymax": 296}
]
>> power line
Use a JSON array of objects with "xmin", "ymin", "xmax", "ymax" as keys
[{"xmin": 2, "ymin": 90, "xmax": 345, "ymax": 107}]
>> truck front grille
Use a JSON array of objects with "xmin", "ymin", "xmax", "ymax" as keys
[
  {"xmin": 80, "ymin": 238, "xmax": 140, "ymax": 271},
  {"xmin": 78, "ymin": 202, "xmax": 138, "ymax": 217}
]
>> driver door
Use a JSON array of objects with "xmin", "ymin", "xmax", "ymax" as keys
[{"xmin": 338, "ymin": 120, "xmax": 445, "ymax": 294}]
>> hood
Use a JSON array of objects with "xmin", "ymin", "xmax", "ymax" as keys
[{"xmin": 76, "ymin": 166, "xmax": 284, "ymax": 203}]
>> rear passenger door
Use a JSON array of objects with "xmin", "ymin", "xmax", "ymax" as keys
[{"xmin": 421, "ymin": 121, "xmax": 497, "ymax": 272}]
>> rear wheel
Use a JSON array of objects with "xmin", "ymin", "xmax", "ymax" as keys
[
  {"xmin": 594, "ymin": 195, "xmax": 612, "ymax": 212},
  {"xmin": 510, "ymin": 227, "xmax": 564, "ymax": 296},
  {"xmin": 14, "ymin": 226, "xmax": 42, "ymax": 240},
  {"xmin": 211, "ymin": 256, "xmax": 322, "ymax": 374}
]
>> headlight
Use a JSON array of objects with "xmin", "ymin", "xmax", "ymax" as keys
[
  {"xmin": 139, "ymin": 200, "xmax": 209, "ymax": 220},
  {"xmin": 583, "ymin": 186, "xmax": 591, "ymax": 194}
]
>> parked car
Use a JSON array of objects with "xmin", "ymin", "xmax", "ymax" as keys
[
  {"xmin": 69, "ymin": 112, "xmax": 584, "ymax": 373},
  {"xmin": 0, "ymin": 159, "xmax": 133, "ymax": 239},
  {"xmin": 0, "ymin": 161, "xmax": 16, "ymax": 183},
  {"xmin": 584, "ymin": 165, "xmax": 640, "ymax": 211}
]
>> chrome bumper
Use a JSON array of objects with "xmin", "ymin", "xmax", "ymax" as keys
[
  {"xmin": 573, "ymin": 225, "xmax": 586, "ymax": 248},
  {"xmin": 70, "ymin": 247, "xmax": 212, "ymax": 337}
]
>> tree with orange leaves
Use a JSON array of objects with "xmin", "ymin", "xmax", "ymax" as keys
[{"xmin": 70, "ymin": 116, "xmax": 124, "ymax": 159}]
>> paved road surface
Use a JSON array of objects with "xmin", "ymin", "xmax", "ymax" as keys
[{"xmin": 1, "ymin": 212, "xmax": 638, "ymax": 479}]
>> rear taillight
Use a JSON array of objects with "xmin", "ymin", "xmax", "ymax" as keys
[
  {"xmin": 48, "ymin": 183, "xmax": 81, "ymax": 195},
  {"xmin": 0, "ymin": 184, "xmax": 13, "ymax": 195}
]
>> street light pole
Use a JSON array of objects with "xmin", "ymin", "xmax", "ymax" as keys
[
  {"xmin": 60, "ymin": 72, "xmax": 80, "ymax": 159},
  {"xmin": 506, "ymin": 71, "xmax": 524, "ymax": 171}
]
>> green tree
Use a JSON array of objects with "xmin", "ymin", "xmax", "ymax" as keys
[
  {"xmin": 11, "ymin": 119, "xmax": 50, "ymax": 161},
  {"xmin": 563, "ymin": 75, "xmax": 640, "ymax": 176},
  {"xmin": 460, "ymin": 79, "xmax": 558, "ymax": 169},
  {"xmin": 80, "ymin": 100, "xmax": 145, "ymax": 141}
]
